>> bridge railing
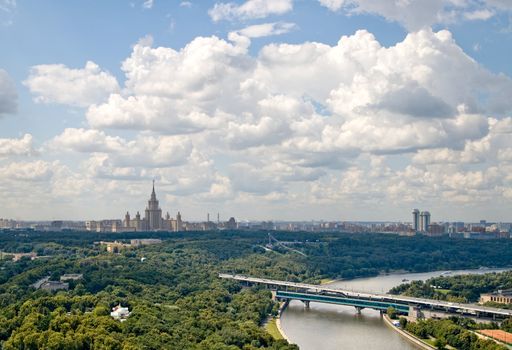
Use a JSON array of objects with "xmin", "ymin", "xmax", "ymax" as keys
[
  {"xmin": 219, "ymin": 273, "xmax": 512, "ymax": 319},
  {"xmin": 276, "ymin": 290, "xmax": 410, "ymax": 314}
]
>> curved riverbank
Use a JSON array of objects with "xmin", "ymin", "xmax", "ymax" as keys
[
  {"xmin": 280, "ymin": 268, "xmax": 510, "ymax": 350},
  {"xmin": 382, "ymin": 315, "xmax": 435, "ymax": 350},
  {"xmin": 276, "ymin": 300, "xmax": 292, "ymax": 343}
]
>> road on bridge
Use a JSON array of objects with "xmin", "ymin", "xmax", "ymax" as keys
[{"xmin": 219, "ymin": 273, "xmax": 512, "ymax": 320}]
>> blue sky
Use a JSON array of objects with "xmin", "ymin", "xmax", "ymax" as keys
[{"xmin": 1, "ymin": 0, "xmax": 512, "ymax": 222}]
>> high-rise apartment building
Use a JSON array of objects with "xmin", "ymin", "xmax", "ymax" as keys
[
  {"xmin": 412, "ymin": 209, "xmax": 420, "ymax": 231},
  {"xmin": 420, "ymin": 211, "xmax": 431, "ymax": 232}
]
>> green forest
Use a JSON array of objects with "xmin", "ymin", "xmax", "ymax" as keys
[
  {"xmin": 390, "ymin": 271, "xmax": 512, "ymax": 305},
  {"xmin": 1, "ymin": 229, "xmax": 512, "ymax": 349},
  {"xmin": 402, "ymin": 317, "xmax": 509, "ymax": 350}
]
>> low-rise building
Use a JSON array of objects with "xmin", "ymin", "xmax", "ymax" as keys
[
  {"xmin": 60, "ymin": 274, "xmax": 83, "ymax": 282},
  {"xmin": 110, "ymin": 304, "xmax": 130, "ymax": 321},
  {"xmin": 427, "ymin": 223, "xmax": 445, "ymax": 236},
  {"xmin": 98, "ymin": 239, "xmax": 162, "ymax": 253},
  {"xmin": 97, "ymin": 241, "xmax": 132, "ymax": 253},
  {"xmin": 31, "ymin": 277, "xmax": 50, "ymax": 289},
  {"xmin": 31, "ymin": 277, "xmax": 69, "ymax": 291},
  {"xmin": 480, "ymin": 290, "xmax": 512, "ymax": 304},
  {"xmin": 464, "ymin": 231, "xmax": 499, "ymax": 239},
  {"xmin": 9, "ymin": 252, "xmax": 37, "ymax": 262},
  {"xmin": 130, "ymin": 239, "xmax": 162, "ymax": 247},
  {"xmin": 41, "ymin": 280, "xmax": 69, "ymax": 292}
]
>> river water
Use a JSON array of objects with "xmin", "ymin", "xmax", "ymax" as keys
[{"xmin": 280, "ymin": 268, "xmax": 509, "ymax": 350}]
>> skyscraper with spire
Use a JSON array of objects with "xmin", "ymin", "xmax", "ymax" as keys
[
  {"xmin": 121, "ymin": 181, "xmax": 184, "ymax": 232},
  {"xmin": 145, "ymin": 180, "xmax": 162, "ymax": 230}
]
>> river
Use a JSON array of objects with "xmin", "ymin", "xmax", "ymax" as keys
[{"xmin": 279, "ymin": 268, "xmax": 509, "ymax": 350}]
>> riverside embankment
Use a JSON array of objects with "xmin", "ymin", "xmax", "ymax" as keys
[
  {"xmin": 279, "ymin": 268, "xmax": 509, "ymax": 350},
  {"xmin": 382, "ymin": 315, "xmax": 436, "ymax": 350}
]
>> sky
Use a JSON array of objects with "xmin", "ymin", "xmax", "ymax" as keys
[{"xmin": 1, "ymin": 0, "xmax": 512, "ymax": 222}]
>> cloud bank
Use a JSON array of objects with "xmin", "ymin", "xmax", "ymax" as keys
[{"xmin": 8, "ymin": 27, "xmax": 512, "ymax": 220}]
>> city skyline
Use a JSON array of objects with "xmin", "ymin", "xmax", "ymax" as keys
[{"xmin": 1, "ymin": 1, "xmax": 512, "ymax": 221}]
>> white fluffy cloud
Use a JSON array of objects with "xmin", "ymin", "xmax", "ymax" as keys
[
  {"xmin": 50, "ymin": 128, "xmax": 194, "ymax": 168},
  {"xmin": 24, "ymin": 61, "xmax": 119, "ymax": 107},
  {"xmin": 87, "ymin": 35, "xmax": 252, "ymax": 132},
  {"xmin": 87, "ymin": 94, "xmax": 228, "ymax": 133},
  {"xmin": 234, "ymin": 22, "xmax": 296, "ymax": 38},
  {"xmin": 6, "ymin": 26, "xmax": 512, "ymax": 219},
  {"xmin": 258, "ymin": 29, "xmax": 512, "ymax": 117},
  {"xmin": 319, "ymin": 0, "xmax": 451, "ymax": 30},
  {"xmin": 0, "ymin": 160, "xmax": 54, "ymax": 181},
  {"xmin": 114, "ymin": 135, "xmax": 193, "ymax": 168},
  {"xmin": 0, "ymin": 69, "xmax": 17, "ymax": 115},
  {"xmin": 88, "ymin": 28, "xmax": 512, "ymax": 156},
  {"xmin": 0, "ymin": 134, "xmax": 34, "ymax": 157},
  {"xmin": 318, "ymin": 0, "xmax": 512, "ymax": 31},
  {"xmin": 79, "ymin": 29, "xmax": 512, "ymax": 201},
  {"xmin": 142, "ymin": 0, "xmax": 153, "ymax": 9},
  {"xmin": 464, "ymin": 9, "xmax": 495, "ymax": 20},
  {"xmin": 50, "ymin": 128, "xmax": 125, "ymax": 153},
  {"xmin": 209, "ymin": 0, "xmax": 293, "ymax": 22}
]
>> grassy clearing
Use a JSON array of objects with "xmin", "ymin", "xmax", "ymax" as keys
[
  {"xmin": 435, "ymin": 289, "xmax": 451, "ymax": 294},
  {"xmin": 424, "ymin": 338, "xmax": 436, "ymax": 346},
  {"xmin": 319, "ymin": 278, "xmax": 336, "ymax": 285},
  {"xmin": 266, "ymin": 318, "xmax": 284, "ymax": 340}
]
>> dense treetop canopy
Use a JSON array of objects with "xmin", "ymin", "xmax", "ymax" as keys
[{"xmin": 1, "ymin": 229, "xmax": 512, "ymax": 349}]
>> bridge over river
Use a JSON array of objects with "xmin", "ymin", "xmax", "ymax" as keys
[{"xmin": 219, "ymin": 273, "xmax": 512, "ymax": 320}]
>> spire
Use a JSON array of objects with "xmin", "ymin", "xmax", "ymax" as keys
[{"xmin": 150, "ymin": 180, "xmax": 156, "ymax": 201}]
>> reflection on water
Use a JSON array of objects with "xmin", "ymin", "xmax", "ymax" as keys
[
  {"xmin": 328, "ymin": 269, "xmax": 509, "ymax": 294},
  {"xmin": 280, "ymin": 268, "xmax": 509, "ymax": 350},
  {"xmin": 281, "ymin": 301, "xmax": 414, "ymax": 350}
]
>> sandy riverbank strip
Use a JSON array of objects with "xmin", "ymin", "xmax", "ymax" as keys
[{"xmin": 275, "ymin": 300, "xmax": 293, "ymax": 343}]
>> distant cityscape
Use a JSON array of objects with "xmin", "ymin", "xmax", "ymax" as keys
[{"xmin": 0, "ymin": 182, "xmax": 511, "ymax": 240}]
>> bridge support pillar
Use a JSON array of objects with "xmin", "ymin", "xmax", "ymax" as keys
[
  {"xmin": 271, "ymin": 290, "xmax": 277, "ymax": 301},
  {"xmin": 302, "ymin": 300, "xmax": 310, "ymax": 308},
  {"xmin": 409, "ymin": 306, "xmax": 419, "ymax": 320},
  {"xmin": 355, "ymin": 306, "xmax": 363, "ymax": 314}
]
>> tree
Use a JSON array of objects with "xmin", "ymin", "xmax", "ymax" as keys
[
  {"xmin": 501, "ymin": 318, "xmax": 512, "ymax": 332},
  {"xmin": 386, "ymin": 306, "xmax": 397, "ymax": 319},
  {"xmin": 434, "ymin": 337, "xmax": 447, "ymax": 349}
]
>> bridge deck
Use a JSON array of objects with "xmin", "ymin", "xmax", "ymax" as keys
[
  {"xmin": 276, "ymin": 290, "xmax": 410, "ymax": 313},
  {"xmin": 219, "ymin": 273, "xmax": 512, "ymax": 318}
]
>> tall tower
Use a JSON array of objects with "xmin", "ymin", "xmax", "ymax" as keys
[
  {"xmin": 176, "ymin": 211, "xmax": 182, "ymax": 232},
  {"xmin": 145, "ymin": 180, "xmax": 162, "ymax": 230},
  {"xmin": 124, "ymin": 212, "xmax": 131, "ymax": 228},
  {"xmin": 412, "ymin": 209, "xmax": 420, "ymax": 231},
  {"xmin": 420, "ymin": 211, "xmax": 431, "ymax": 232},
  {"xmin": 424, "ymin": 211, "xmax": 431, "ymax": 232},
  {"xmin": 134, "ymin": 211, "xmax": 141, "ymax": 231}
]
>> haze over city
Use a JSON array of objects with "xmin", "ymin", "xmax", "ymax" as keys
[{"xmin": 1, "ymin": 0, "xmax": 512, "ymax": 222}]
